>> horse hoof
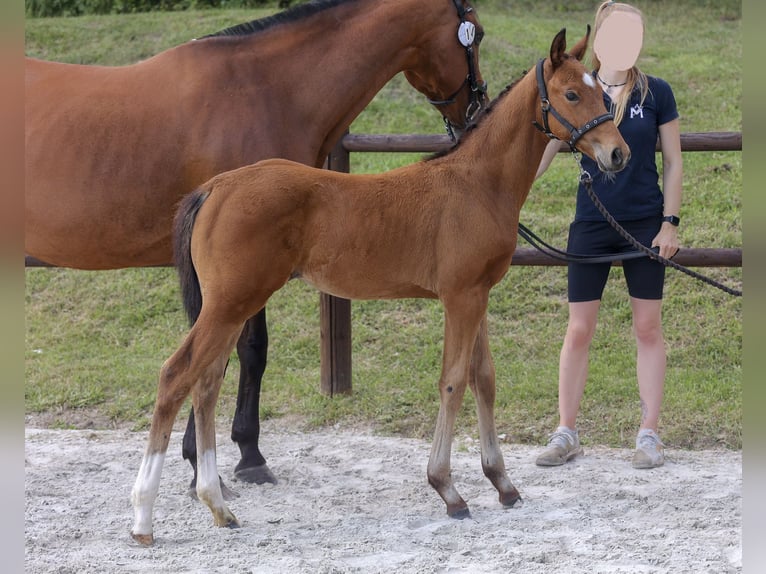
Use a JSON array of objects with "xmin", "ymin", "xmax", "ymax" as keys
[
  {"xmin": 130, "ymin": 531, "xmax": 154, "ymax": 546},
  {"xmin": 214, "ymin": 511, "xmax": 241, "ymax": 529},
  {"xmin": 234, "ymin": 464, "xmax": 277, "ymax": 485},
  {"xmin": 447, "ymin": 506, "xmax": 471, "ymax": 520},
  {"xmin": 500, "ymin": 489, "xmax": 522, "ymax": 508}
]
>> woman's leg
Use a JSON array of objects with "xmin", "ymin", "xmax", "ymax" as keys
[
  {"xmin": 630, "ymin": 296, "xmax": 665, "ymax": 431},
  {"xmin": 558, "ymin": 300, "xmax": 601, "ymax": 429}
]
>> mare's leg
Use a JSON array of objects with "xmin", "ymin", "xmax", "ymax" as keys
[
  {"xmin": 427, "ymin": 291, "xmax": 487, "ymax": 518},
  {"xmin": 130, "ymin": 316, "xmax": 243, "ymax": 546},
  {"xmin": 191, "ymin": 327, "xmax": 244, "ymax": 529},
  {"xmin": 469, "ymin": 318, "xmax": 521, "ymax": 508},
  {"xmin": 231, "ymin": 309, "xmax": 277, "ymax": 484}
]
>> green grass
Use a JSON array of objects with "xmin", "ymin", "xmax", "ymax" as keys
[{"xmin": 25, "ymin": 1, "xmax": 742, "ymax": 450}]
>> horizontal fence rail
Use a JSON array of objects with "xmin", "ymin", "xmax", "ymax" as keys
[
  {"xmin": 26, "ymin": 247, "xmax": 742, "ymax": 269},
  {"xmin": 341, "ymin": 131, "xmax": 742, "ymax": 154}
]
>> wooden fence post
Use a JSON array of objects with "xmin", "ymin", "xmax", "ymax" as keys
[{"xmin": 320, "ymin": 131, "xmax": 353, "ymax": 396}]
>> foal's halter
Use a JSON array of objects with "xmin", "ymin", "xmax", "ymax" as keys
[
  {"xmin": 427, "ymin": 0, "xmax": 488, "ymax": 141},
  {"xmin": 531, "ymin": 58, "xmax": 614, "ymax": 150}
]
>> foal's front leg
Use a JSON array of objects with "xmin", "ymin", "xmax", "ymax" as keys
[
  {"xmin": 427, "ymin": 294, "xmax": 487, "ymax": 518},
  {"xmin": 469, "ymin": 318, "xmax": 521, "ymax": 508}
]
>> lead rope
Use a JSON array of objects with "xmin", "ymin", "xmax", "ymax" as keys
[{"xmin": 572, "ymin": 151, "xmax": 742, "ymax": 297}]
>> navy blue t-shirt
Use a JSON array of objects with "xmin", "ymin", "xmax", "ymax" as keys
[{"xmin": 575, "ymin": 74, "xmax": 679, "ymax": 222}]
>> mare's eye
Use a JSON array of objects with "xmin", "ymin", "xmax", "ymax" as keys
[{"xmin": 565, "ymin": 91, "xmax": 579, "ymax": 102}]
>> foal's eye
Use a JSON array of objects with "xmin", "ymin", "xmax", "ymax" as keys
[{"xmin": 565, "ymin": 91, "xmax": 579, "ymax": 102}]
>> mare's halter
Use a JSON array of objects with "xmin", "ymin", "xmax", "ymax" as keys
[
  {"xmin": 531, "ymin": 58, "xmax": 614, "ymax": 150},
  {"xmin": 428, "ymin": 0, "xmax": 488, "ymax": 141}
]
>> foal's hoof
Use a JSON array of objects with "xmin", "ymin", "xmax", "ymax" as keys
[
  {"xmin": 214, "ymin": 510, "xmax": 241, "ymax": 530},
  {"xmin": 130, "ymin": 531, "xmax": 154, "ymax": 547},
  {"xmin": 234, "ymin": 463, "xmax": 277, "ymax": 485}
]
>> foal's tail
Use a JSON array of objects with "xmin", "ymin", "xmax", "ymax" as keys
[{"xmin": 173, "ymin": 188, "xmax": 210, "ymax": 326}]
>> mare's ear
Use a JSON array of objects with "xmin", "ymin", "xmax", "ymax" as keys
[
  {"xmin": 569, "ymin": 24, "xmax": 591, "ymax": 62},
  {"xmin": 550, "ymin": 28, "xmax": 567, "ymax": 68}
]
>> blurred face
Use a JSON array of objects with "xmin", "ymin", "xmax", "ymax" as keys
[{"xmin": 594, "ymin": 11, "xmax": 643, "ymax": 71}]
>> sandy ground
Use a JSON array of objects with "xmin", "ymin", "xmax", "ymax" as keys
[{"xmin": 25, "ymin": 422, "xmax": 741, "ymax": 573}]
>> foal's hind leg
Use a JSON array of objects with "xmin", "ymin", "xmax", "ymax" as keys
[
  {"xmin": 469, "ymin": 318, "xmax": 521, "ymax": 508},
  {"xmin": 131, "ymin": 318, "xmax": 243, "ymax": 546},
  {"xmin": 191, "ymin": 326, "xmax": 244, "ymax": 530},
  {"xmin": 182, "ymin": 310, "xmax": 274, "ymax": 498},
  {"xmin": 132, "ymin": 338, "xmax": 204, "ymax": 545},
  {"xmin": 181, "ymin": 407, "xmax": 239, "ymax": 501}
]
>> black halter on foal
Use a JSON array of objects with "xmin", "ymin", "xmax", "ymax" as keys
[
  {"xmin": 428, "ymin": 0, "xmax": 488, "ymax": 141},
  {"xmin": 531, "ymin": 58, "xmax": 614, "ymax": 150}
]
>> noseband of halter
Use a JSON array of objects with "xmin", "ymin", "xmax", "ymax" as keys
[
  {"xmin": 427, "ymin": 0, "xmax": 488, "ymax": 140},
  {"xmin": 531, "ymin": 58, "xmax": 614, "ymax": 151}
]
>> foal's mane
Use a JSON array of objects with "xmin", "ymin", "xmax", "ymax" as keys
[
  {"xmin": 200, "ymin": 0, "xmax": 358, "ymax": 39},
  {"xmin": 427, "ymin": 74, "xmax": 524, "ymax": 161}
]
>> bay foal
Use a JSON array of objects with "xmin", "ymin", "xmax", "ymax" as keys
[{"xmin": 131, "ymin": 27, "xmax": 629, "ymax": 545}]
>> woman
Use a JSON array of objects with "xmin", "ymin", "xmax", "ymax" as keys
[{"xmin": 534, "ymin": 1, "xmax": 683, "ymax": 469}]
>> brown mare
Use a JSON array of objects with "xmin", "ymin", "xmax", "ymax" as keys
[
  {"xmin": 25, "ymin": 0, "xmax": 486, "ymax": 491},
  {"xmin": 131, "ymin": 27, "xmax": 629, "ymax": 545}
]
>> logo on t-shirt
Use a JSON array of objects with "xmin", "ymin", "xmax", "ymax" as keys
[{"xmin": 630, "ymin": 104, "xmax": 644, "ymax": 119}]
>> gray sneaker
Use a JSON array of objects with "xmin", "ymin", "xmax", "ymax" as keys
[
  {"xmin": 632, "ymin": 428, "xmax": 665, "ymax": 469},
  {"xmin": 535, "ymin": 426, "xmax": 583, "ymax": 466}
]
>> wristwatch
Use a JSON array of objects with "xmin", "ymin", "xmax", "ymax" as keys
[{"xmin": 662, "ymin": 215, "xmax": 680, "ymax": 226}]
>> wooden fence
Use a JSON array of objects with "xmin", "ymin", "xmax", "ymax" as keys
[{"xmin": 26, "ymin": 131, "xmax": 742, "ymax": 396}]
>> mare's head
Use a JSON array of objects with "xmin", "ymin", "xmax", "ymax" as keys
[
  {"xmin": 402, "ymin": 0, "xmax": 488, "ymax": 140},
  {"xmin": 534, "ymin": 27, "xmax": 630, "ymax": 173}
]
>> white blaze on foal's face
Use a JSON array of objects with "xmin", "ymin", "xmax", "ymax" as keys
[
  {"xmin": 594, "ymin": 11, "xmax": 643, "ymax": 71},
  {"xmin": 583, "ymin": 72, "xmax": 596, "ymax": 89}
]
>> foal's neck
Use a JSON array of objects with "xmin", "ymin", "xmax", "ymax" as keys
[{"xmin": 447, "ymin": 71, "xmax": 550, "ymax": 211}]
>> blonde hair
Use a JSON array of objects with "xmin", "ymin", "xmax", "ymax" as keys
[{"xmin": 591, "ymin": 1, "xmax": 649, "ymax": 125}]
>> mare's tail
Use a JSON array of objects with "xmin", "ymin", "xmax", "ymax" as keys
[{"xmin": 173, "ymin": 189, "xmax": 210, "ymax": 326}]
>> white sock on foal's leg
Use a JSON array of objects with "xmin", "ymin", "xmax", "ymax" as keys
[{"xmin": 131, "ymin": 451, "xmax": 166, "ymax": 544}]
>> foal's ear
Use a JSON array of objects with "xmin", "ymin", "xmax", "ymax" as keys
[
  {"xmin": 550, "ymin": 28, "xmax": 567, "ymax": 68},
  {"xmin": 568, "ymin": 24, "xmax": 591, "ymax": 62}
]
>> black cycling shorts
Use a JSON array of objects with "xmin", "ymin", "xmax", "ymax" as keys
[{"xmin": 566, "ymin": 216, "xmax": 665, "ymax": 302}]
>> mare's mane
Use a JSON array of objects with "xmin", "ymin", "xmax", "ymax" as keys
[
  {"xmin": 427, "ymin": 74, "xmax": 524, "ymax": 161},
  {"xmin": 200, "ymin": 0, "xmax": 359, "ymax": 39}
]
